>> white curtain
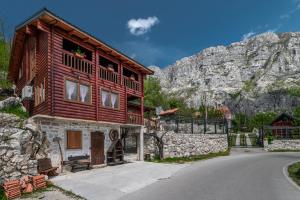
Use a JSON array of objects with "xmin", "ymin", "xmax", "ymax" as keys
[
  {"xmin": 102, "ymin": 90, "xmax": 108, "ymax": 106},
  {"xmin": 66, "ymin": 81, "xmax": 76, "ymax": 100},
  {"xmin": 80, "ymin": 85, "xmax": 89, "ymax": 102},
  {"xmin": 111, "ymin": 93, "xmax": 118, "ymax": 108}
]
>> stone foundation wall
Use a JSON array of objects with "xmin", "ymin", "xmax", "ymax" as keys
[
  {"xmin": 34, "ymin": 117, "xmax": 135, "ymax": 168},
  {"xmin": 144, "ymin": 131, "xmax": 228, "ymax": 158},
  {"xmin": 0, "ymin": 113, "xmax": 48, "ymax": 182},
  {"xmin": 264, "ymin": 139, "xmax": 300, "ymax": 151}
]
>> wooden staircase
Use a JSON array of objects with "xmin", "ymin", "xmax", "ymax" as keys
[{"xmin": 107, "ymin": 139, "xmax": 124, "ymax": 166}]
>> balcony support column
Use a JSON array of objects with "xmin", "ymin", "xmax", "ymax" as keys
[{"xmin": 138, "ymin": 126, "xmax": 144, "ymax": 161}]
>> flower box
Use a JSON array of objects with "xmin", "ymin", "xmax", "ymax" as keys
[
  {"xmin": 130, "ymin": 75, "xmax": 136, "ymax": 81},
  {"xmin": 107, "ymin": 67, "xmax": 114, "ymax": 72},
  {"xmin": 74, "ymin": 52, "xmax": 85, "ymax": 59}
]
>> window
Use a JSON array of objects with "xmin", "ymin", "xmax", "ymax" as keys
[
  {"xmin": 65, "ymin": 79, "xmax": 91, "ymax": 104},
  {"xmin": 34, "ymin": 78, "xmax": 46, "ymax": 106},
  {"xmin": 67, "ymin": 130, "xmax": 82, "ymax": 149},
  {"xmin": 101, "ymin": 89, "xmax": 119, "ymax": 109},
  {"xmin": 29, "ymin": 36, "xmax": 36, "ymax": 81},
  {"xmin": 19, "ymin": 59, "xmax": 24, "ymax": 80},
  {"xmin": 79, "ymin": 84, "xmax": 91, "ymax": 103},
  {"xmin": 65, "ymin": 80, "xmax": 78, "ymax": 101}
]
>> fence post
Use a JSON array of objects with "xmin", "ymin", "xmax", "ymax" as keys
[
  {"xmin": 175, "ymin": 115, "xmax": 179, "ymax": 133},
  {"xmin": 214, "ymin": 122, "xmax": 217, "ymax": 134},
  {"xmin": 191, "ymin": 117, "xmax": 194, "ymax": 134},
  {"xmin": 204, "ymin": 118, "xmax": 206, "ymax": 134}
]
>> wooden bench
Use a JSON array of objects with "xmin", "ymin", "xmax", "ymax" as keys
[
  {"xmin": 64, "ymin": 155, "xmax": 91, "ymax": 172},
  {"xmin": 37, "ymin": 158, "xmax": 58, "ymax": 176}
]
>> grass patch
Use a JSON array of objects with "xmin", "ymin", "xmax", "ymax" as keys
[
  {"xmin": 0, "ymin": 79, "xmax": 12, "ymax": 90},
  {"xmin": 0, "ymin": 187, "xmax": 7, "ymax": 200},
  {"xmin": 0, "ymin": 104, "xmax": 29, "ymax": 119},
  {"xmin": 268, "ymin": 149, "xmax": 300, "ymax": 152},
  {"xmin": 149, "ymin": 150, "xmax": 230, "ymax": 164},
  {"xmin": 288, "ymin": 162, "xmax": 300, "ymax": 186},
  {"xmin": 20, "ymin": 182, "xmax": 85, "ymax": 200}
]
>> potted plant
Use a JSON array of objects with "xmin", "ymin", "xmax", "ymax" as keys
[
  {"xmin": 73, "ymin": 47, "xmax": 85, "ymax": 59},
  {"xmin": 107, "ymin": 64, "xmax": 114, "ymax": 72},
  {"xmin": 130, "ymin": 75, "xmax": 135, "ymax": 81}
]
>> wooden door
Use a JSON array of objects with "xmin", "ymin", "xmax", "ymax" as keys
[{"xmin": 91, "ymin": 132, "xmax": 104, "ymax": 165}]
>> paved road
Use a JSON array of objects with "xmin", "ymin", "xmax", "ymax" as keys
[{"xmin": 121, "ymin": 150, "xmax": 300, "ymax": 200}]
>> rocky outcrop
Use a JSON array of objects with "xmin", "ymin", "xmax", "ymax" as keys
[
  {"xmin": 151, "ymin": 32, "xmax": 300, "ymax": 114},
  {"xmin": 0, "ymin": 113, "xmax": 50, "ymax": 182}
]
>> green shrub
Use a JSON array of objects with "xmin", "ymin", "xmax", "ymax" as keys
[
  {"xmin": 0, "ymin": 187, "xmax": 7, "ymax": 200},
  {"xmin": 0, "ymin": 104, "xmax": 29, "ymax": 119}
]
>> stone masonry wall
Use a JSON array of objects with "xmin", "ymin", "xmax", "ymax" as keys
[
  {"xmin": 36, "ymin": 117, "xmax": 121, "ymax": 168},
  {"xmin": 144, "ymin": 131, "xmax": 228, "ymax": 158},
  {"xmin": 0, "ymin": 113, "xmax": 48, "ymax": 182},
  {"xmin": 264, "ymin": 139, "xmax": 300, "ymax": 151}
]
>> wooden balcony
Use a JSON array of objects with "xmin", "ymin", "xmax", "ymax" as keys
[
  {"xmin": 127, "ymin": 113, "xmax": 142, "ymax": 125},
  {"xmin": 62, "ymin": 50, "xmax": 93, "ymax": 74},
  {"xmin": 99, "ymin": 65, "xmax": 119, "ymax": 84},
  {"xmin": 123, "ymin": 76, "xmax": 141, "ymax": 92}
]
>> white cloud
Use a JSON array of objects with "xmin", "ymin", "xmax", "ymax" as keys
[
  {"xmin": 280, "ymin": 14, "xmax": 290, "ymax": 20},
  {"xmin": 127, "ymin": 16, "xmax": 159, "ymax": 36},
  {"xmin": 242, "ymin": 31, "xmax": 256, "ymax": 41}
]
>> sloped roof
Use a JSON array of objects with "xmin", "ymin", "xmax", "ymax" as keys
[
  {"xmin": 8, "ymin": 8, "xmax": 153, "ymax": 81},
  {"xmin": 159, "ymin": 108, "xmax": 179, "ymax": 116},
  {"xmin": 271, "ymin": 113, "xmax": 295, "ymax": 125}
]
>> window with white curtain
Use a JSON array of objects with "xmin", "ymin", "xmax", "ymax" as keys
[
  {"xmin": 101, "ymin": 89, "xmax": 119, "ymax": 109},
  {"xmin": 65, "ymin": 80, "xmax": 78, "ymax": 101},
  {"xmin": 80, "ymin": 84, "xmax": 90, "ymax": 103},
  {"xmin": 65, "ymin": 79, "xmax": 91, "ymax": 103}
]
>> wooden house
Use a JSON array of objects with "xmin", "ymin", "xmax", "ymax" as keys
[
  {"xmin": 270, "ymin": 113, "xmax": 296, "ymax": 139},
  {"xmin": 8, "ymin": 9, "xmax": 153, "ymax": 169}
]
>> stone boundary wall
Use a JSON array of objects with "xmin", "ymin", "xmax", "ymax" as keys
[
  {"xmin": 264, "ymin": 139, "xmax": 300, "ymax": 151},
  {"xmin": 0, "ymin": 113, "xmax": 47, "ymax": 182},
  {"xmin": 144, "ymin": 131, "xmax": 228, "ymax": 158}
]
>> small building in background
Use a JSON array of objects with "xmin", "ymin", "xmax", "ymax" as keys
[
  {"xmin": 218, "ymin": 106, "xmax": 232, "ymax": 128},
  {"xmin": 270, "ymin": 113, "xmax": 296, "ymax": 139}
]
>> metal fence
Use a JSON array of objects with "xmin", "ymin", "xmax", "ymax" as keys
[
  {"xmin": 159, "ymin": 115, "xmax": 228, "ymax": 134},
  {"xmin": 262, "ymin": 125, "xmax": 300, "ymax": 140}
]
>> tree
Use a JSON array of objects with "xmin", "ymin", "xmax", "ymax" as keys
[
  {"xmin": 293, "ymin": 107, "xmax": 300, "ymax": 126},
  {"xmin": 0, "ymin": 18, "xmax": 11, "ymax": 89},
  {"xmin": 144, "ymin": 77, "xmax": 166, "ymax": 108}
]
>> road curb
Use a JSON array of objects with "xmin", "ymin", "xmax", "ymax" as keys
[{"xmin": 282, "ymin": 160, "xmax": 300, "ymax": 192}]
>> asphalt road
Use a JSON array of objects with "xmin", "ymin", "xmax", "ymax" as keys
[{"xmin": 121, "ymin": 150, "xmax": 300, "ymax": 200}]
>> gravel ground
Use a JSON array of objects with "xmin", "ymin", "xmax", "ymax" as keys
[{"xmin": 17, "ymin": 185, "xmax": 84, "ymax": 200}]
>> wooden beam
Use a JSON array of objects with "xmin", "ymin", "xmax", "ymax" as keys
[
  {"xmin": 25, "ymin": 26, "xmax": 34, "ymax": 35},
  {"xmin": 83, "ymin": 37, "xmax": 90, "ymax": 43},
  {"xmin": 36, "ymin": 20, "xmax": 48, "ymax": 32},
  {"xmin": 68, "ymin": 29, "xmax": 76, "ymax": 35}
]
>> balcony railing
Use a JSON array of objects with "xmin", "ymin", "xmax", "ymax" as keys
[
  {"xmin": 62, "ymin": 50, "xmax": 93, "ymax": 74},
  {"xmin": 127, "ymin": 113, "xmax": 142, "ymax": 125},
  {"xmin": 123, "ymin": 76, "xmax": 141, "ymax": 92},
  {"xmin": 99, "ymin": 65, "xmax": 119, "ymax": 84}
]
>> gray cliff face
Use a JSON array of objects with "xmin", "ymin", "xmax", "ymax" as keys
[{"xmin": 150, "ymin": 32, "xmax": 300, "ymax": 114}]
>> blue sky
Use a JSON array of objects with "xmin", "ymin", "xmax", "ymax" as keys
[{"xmin": 1, "ymin": 0, "xmax": 300, "ymax": 67}]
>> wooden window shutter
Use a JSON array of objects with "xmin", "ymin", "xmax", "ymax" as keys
[{"xmin": 67, "ymin": 131, "xmax": 82, "ymax": 149}]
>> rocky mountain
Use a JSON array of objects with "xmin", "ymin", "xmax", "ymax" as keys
[{"xmin": 150, "ymin": 32, "xmax": 300, "ymax": 114}]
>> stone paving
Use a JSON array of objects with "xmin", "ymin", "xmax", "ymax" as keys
[{"xmin": 51, "ymin": 161, "xmax": 188, "ymax": 200}]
